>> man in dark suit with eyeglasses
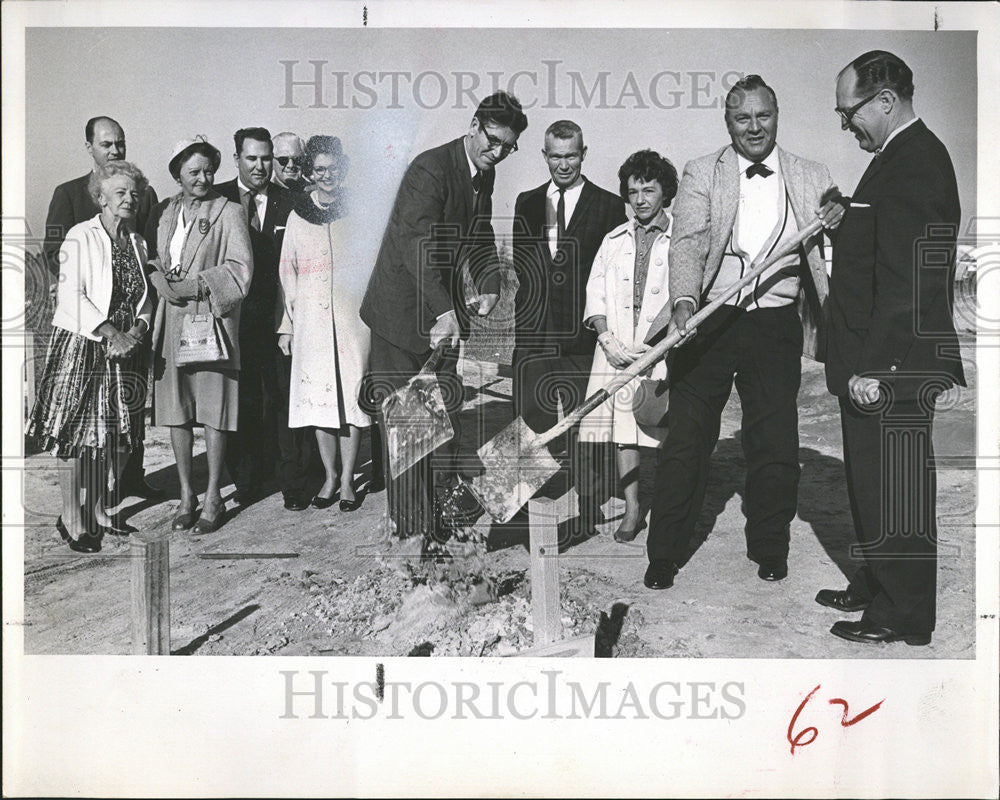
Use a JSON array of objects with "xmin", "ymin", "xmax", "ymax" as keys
[{"xmin": 361, "ymin": 91, "xmax": 528, "ymax": 543}]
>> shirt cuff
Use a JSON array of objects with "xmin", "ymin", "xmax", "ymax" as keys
[{"xmin": 673, "ymin": 296, "xmax": 697, "ymax": 310}]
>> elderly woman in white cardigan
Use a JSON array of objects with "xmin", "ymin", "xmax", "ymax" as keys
[
  {"xmin": 28, "ymin": 161, "xmax": 154, "ymax": 552},
  {"xmin": 582, "ymin": 150, "xmax": 678, "ymax": 543}
]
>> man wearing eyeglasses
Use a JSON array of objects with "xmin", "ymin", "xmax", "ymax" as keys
[
  {"xmin": 361, "ymin": 91, "xmax": 528, "ymax": 543},
  {"xmin": 214, "ymin": 127, "xmax": 308, "ymax": 510},
  {"xmin": 818, "ymin": 51, "xmax": 965, "ymax": 646},
  {"xmin": 643, "ymin": 75, "xmax": 844, "ymax": 591},
  {"xmin": 511, "ymin": 120, "xmax": 627, "ymax": 539},
  {"xmin": 272, "ymin": 132, "xmax": 312, "ymax": 192}
]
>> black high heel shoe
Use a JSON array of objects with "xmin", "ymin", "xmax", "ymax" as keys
[
  {"xmin": 56, "ymin": 516, "xmax": 101, "ymax": 553},
  {"xmin": 339, "ymin": 482, "xmax": 363, "ymax": 513}
]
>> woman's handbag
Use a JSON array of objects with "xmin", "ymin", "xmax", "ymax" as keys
[
  {"xmin": 175, "ymin": 298, "xmax": 229, "ymax": 366},
  {"xmin": 632, "ymin": 376, "xmax": 670, "ymax": 430}
]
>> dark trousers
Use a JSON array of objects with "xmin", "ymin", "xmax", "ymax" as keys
[
  {"xmin": 840, "ymin": 393, "xmax": 939, "ymax": 634},
  {"xmin": 226, "ymin": 336, "xmax": 311, "ymax": 498},
  {"xmin": 513, "ymin": 349, "xmax": 612, "ymax": 521},
  {"xmin": 648, "ymin": 305, "xmax": 802, "ymax": 566},
  {"xmin": 118, "ymin": 337, "xmax": 152, "ymax": 490},
  {"xmin": 370, "ymin": 332, "xmax": 462, "ymax": 539}
]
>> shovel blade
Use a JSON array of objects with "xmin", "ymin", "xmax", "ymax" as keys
[
  {"xmin": 468, "ymin": 417, "xmax": 561, "ymax": 523},
  {"xmin": 384, "ymin": 379, "xmax": 455, "ymax": 479}
]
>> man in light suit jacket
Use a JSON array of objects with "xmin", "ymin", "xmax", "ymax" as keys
[
  {"xmin": 42, "ymin": 115, "xmax": 160, "ymax": 500},
  {"xmin": 817, "ymin": 52, "xmax": 965, "ymax": 646},
  {"xmin": 512, "ymin": 120, "xmax": 627, "ymax": 537},
  {"xmin": 361, "ymin": 91, "xmax": 528, "ymax": 542},
  {"xmin": 213, "ymin": 127, "xmax": 310, "ymax": 510},
  {"xmin": 644, "ymin": 75, "xmax": 844, "ymax": 591}
]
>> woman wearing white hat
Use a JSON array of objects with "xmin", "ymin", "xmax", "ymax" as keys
[{"xmin": 145, "ymin": 136, "xmax": 253, "ymax": 534}]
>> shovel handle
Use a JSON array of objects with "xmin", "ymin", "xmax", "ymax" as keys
[
  {"xmin": 420, "ymin": 339, "xmax": 449, "ymax": 375},
  {"xmin": 535, "ymin": 216, "xmax": 825, "ymax": 447}
]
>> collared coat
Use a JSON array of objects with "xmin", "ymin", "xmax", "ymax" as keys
[
  {"xmin": 51, "ymin": 214, "xmax": 153, "ymax": 340},
  {"xmin": 665, "ymin": 144, "xmax": 834, "ymax": 359},
  {"xmin": 581, "ymin": 217, "xmax": 671, "ymax": 447},
  {"xmin": 146, "ymin": 192, "xmax": 253, "ymax": 430},
  {"xmin": 277, "ymin": 192, "xmax": 373, "ymax": 430}
]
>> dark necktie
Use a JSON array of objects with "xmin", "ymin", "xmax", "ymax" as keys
[
  {"xmin": 471, "ymin": 171, "xmax": 484, "ymax": 219},
  {"xmin": 247, "ymin": 190, "xmax": 261, "ymax": 231},
  {"xmin": 556, "ymin": 187, "xmax": 567, "ymax": 245},
  {"xmin": 745, "ymin": 162, "xmax": 774, "ymax": 179}
]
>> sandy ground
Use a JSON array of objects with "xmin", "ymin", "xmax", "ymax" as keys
[{"xmin": 20, "ymin": 320, "xmax": 977, "ymax": 658}]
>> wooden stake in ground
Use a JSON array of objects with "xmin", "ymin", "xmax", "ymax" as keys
[
  {"xmin": 528, "ymin": 497, "xmax": 564, "ymax": 647},
  {"xmin": 130, "ymin": 531, "xmax": 170, "ymax": 655}
]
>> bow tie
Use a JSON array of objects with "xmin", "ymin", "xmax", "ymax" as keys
[{"xmin": 745, "ymin": 162, "xmax": 774, "ymax": 179}]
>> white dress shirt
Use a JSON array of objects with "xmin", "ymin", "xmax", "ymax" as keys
[
  {"xmin": 545, "ymin": 178, "xmax": 584, "ymax": 257},
  {"xmin": 237, "ymin": 177, "xmax": 269, "ymax": 226},
  {"xmin": 878, "ymin": 115, "xmax": 920, "ymax": 154},
  {"xmin": 735, "ymin": 149, "xmax": 782, "ymax": 262}
]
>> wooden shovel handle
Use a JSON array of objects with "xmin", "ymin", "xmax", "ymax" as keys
[{"xmin": 535, "ymin": 216, "xmax": 825, "ymax": 447}]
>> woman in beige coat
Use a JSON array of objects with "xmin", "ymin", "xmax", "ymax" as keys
[
  {"xmin": 146, "ymin": 136, "xmax": 253, "ymax": 533},
  {"xmin": 583, "ymin": 150, "xmax": 677, "ymax": 542},
  {"xmin": 278, "ymin": 136, "xmax": 372, "ymax": 512}
]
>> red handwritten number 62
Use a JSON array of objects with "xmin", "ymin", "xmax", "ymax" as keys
[{"xmin": 787, "ymin": 684, "xmax": 885, "ymax": 754}]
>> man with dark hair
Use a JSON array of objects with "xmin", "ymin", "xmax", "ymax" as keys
[
  {"xmin": 214, "ymin": 127, "xmax": 308, "ymax": 510},
  {"xmin": 512, "ymin": 119, "xmax": 626, "ymax": 538},
  {"xmin": 643, "ymin": 75, "xmax": 844, "ymax": 590},
  {"xmin": 42, "ymin": 115, "xmax": 161, "ymax": 500},
  {"xmin": 817, "ymin": 52, "xmax": 965, "ymax": 646},
  {"xmin": 361, "ymin": 91, "xmax": 527, "ymax": 542}
]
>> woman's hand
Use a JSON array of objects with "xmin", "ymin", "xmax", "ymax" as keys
[
  {"xmin": 106, "ymin": 330, "xmax": 139, "ymax": 360},
  {"xmin": 148, "ymin": 271, "xmax": 184, "ymax": 305},
  {"xmin": 168, "ymin": 278, "xmax": 201, "ymax": 302},
  {"xmin": 277, "ymin": 334, "xmax": 293, "ymax": 356},
  {"xmin": 598, "ymin": 331, "xmax": 635, "ymax": 370}
]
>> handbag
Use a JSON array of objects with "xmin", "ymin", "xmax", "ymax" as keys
[
  {"xmin": 632, "ymin": 376, "xmax": 670, "ymax": 430},
  {"xmin": 175, "ymin": 298, "xmax": 229, "ymax": 366}
]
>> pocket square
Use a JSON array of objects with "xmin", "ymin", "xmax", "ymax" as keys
[{"xmin": 849, "ymin": 202, "xmax": 871, "ymax": 208}]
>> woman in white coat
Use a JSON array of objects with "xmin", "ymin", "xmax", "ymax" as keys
[
  {"xmin": 583, "ymin": 150, "xmax": 678, "ymax": 543},
  {"xmin": 278, "ymin": 136, "xmax": 372, "ymax": 512},
  {"xmin": 27, "ymin": 161, "xmax": 154, "ymax": 552}
]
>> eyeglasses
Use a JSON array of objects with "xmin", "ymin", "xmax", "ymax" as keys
[
  {"xmin": 480, "ymin": 125, "xmax": 518, "ymax": 157},
  {"xmin": 835, "ymin": 91, "xmax": 882, "ymax": 127},
  {"xmin": 276, "ymin": 156, "xmax": 305, "ymax": 168},
  {"xmin": 311, "ymin": 165, "xmax": 338, "ymax": 177}
]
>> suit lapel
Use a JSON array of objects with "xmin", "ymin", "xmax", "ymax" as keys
[
  {"xmin": 778, "ymin": 147, "xmax": 808, "ymax": 226},
  {"xmin": 565, "ymin": 179, "xmax": 594, "ymax": 238},
  {"xmin": 181, "ymin": 194, "xmax": 225, "ymax": 273},
  {"xmin": 714, "ymin": 147, "xmax": 739, "ymax": 248}
]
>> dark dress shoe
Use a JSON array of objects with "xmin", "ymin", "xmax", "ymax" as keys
[
  {"xmin": 57, "ymin": 518, "xmax": 101, "ymax": 553},
  {"xmin": 815, "ymin": 587, "xmax": 870, "ymax": 613},
  {"xmin": 757, "ymin": 559, "xmax": 788, "ymax": 581},
  {"xmin": 614, "ymin": 519, "xmax": 647, "ymax": 543},
  {"xmin": 99, "ymin": 515, "xmax": 138, "ymax": 537},
  {"xmin": 831, "ymin": 619, "xmax": 931, "ymax": 646},
  {"xmin": 339, "ymin": 495, "xmax": 363, "ymax": 512},
  {"xmin": 192, "ymin": 506, "xmax": 227, "ymax": 535},
  {"xmin": 644, "ymin": 560, "xmax": 677, "ymax": 590},
  {"xmin": 367, "ymin": 474, "xmax": 385, "ymax": 493},
  {"xmin": 283, "ymin": 494, "xmax": 310, "ymax": 511},
  {"xmin": 233, "ymin": 485, "xmax": 262, "ymax": 506},
  {"xmin": 170, "ymin": 506, "xmax": 198, "ymax": 531},
  {"xmin": 311, "ymin": 492, "xmax": 339, "ymax": 509}
]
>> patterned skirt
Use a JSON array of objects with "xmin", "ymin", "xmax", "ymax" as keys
[{"xmin": 27, "ymin": 327, "xmax": 147, "ymax": 460}]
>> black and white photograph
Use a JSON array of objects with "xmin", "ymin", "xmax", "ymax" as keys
[{"xmin": 3, "ymin": 1, "xmax": 998, "ymax": 797}]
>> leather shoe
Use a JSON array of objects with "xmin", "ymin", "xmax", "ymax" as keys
[
  {"xmin": 283, "ymin": 494, "xmax": 310, "ymax": 511},
  {"xmin": 815, "ymin": 587, "xmax": 870, "ymax": 613},
  {"xmin": 192, "ymin": 506, "xmax": 227, "ymax": 535},
  {"xmin": 644, "ymin": 560, "xmax": 677, "ymax": 590},
  {"xmin": 367, "ymin": 473, "xmax": 385, "ymax": 493},
  {"xmin": 614, "ymin": 519, "xmax": 647, "ymax": 543},
  {"xmin": 57, "ymin": 516, "xmax": 101, "ymax": 553},
  {"xmin": 311, "ymin": 492, "xmax": 339, "ymax": 509},
  {"xmin": 831, "ymin": 619, "xmax": 931, "ymax": 646},
  {"xmin": 757, "ymin": 559, "xmax": 788, "ymax": 581},
  {"xmin": 233, "ymin": 485, "xmax": 262, "ymax": 506},
  {"xmin": 170, "ymin": 505, "xmax": 198, "ymax": 531}
]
